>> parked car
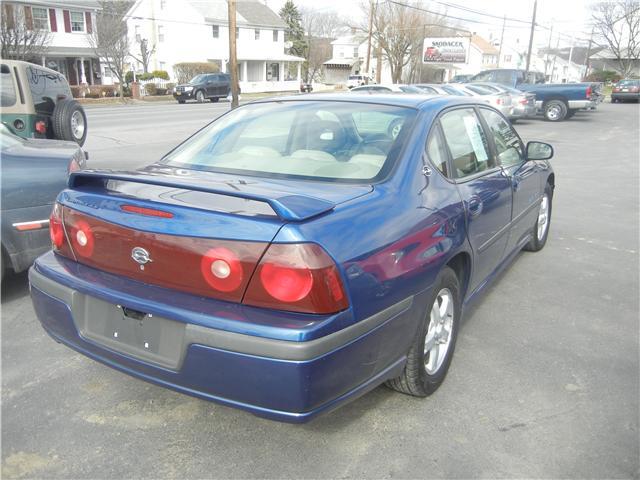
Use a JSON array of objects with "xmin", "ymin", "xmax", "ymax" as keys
[
  {"xmin": 173, "ymin": 73, "xmax": 232, "ymax": 103},
  {"xmin": 30, "ymin": 94, "xmax": 555, "ymax": 423},
  {"xmin": 449, "ymin": 74, "xmax": 473, "ymax": 83},
  {"xmin": 300, "ymin": 82, "xmax": 313, "ymax": 93},
  {"xmin": 413, "ymin": 83, "xmax": 452, "ymax": 95},
  {"xmin": 1, "ymin": 60, "xmax": 88, "ymax": 145},
  {"xmin": 611, "ymin": 79, "xmax": 640, "ymax": 102},
  {"xmin": 350, "ymin": 84, "xmax": 425, "ymax": 94},
  {"xmin": 347, "ymin": 74, "xmax": 372, "ymax": 88},
  {"xmin": 464, "ymin": 83, "xmax": 513, "ymax": 118},
  {"xmin": 469, "ymin": 82, "xmax": 536, "ymax": 121},
  {"xmin": 1, "ymin": 124, "xmax": 85, "ymax": 279}
]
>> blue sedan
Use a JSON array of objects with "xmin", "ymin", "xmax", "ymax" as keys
[{"xmin": 29, "ymin": 94, "xmax": 555, "ymax": 422}]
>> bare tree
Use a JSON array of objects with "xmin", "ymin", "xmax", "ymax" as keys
[
  {"xmin": 592, "ymin": 0, "xmax": 640, "ymax": 77},
  {"xmin": 368, "ymin": 1, "xmax": 442, "ymax": 83},
  {"xmin": 300, "ymin": 7, "xmax": 343, "ymax": 81},
  {"xmin": 0, "ymin": 4, "xmax": 51, "ymax": 61},
  {"xmin": 130, "ymin": 38, "xmax": 155, "ymax": 74},
  {"xmin": 88, "ymin": 1, "xmax": 130, "ymax": 99}
]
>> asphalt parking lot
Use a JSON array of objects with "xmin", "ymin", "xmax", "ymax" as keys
[{"xmin": 2, "ymin": 100, "xmax": 639, "ymax": 479}]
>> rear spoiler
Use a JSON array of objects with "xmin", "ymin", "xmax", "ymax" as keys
[{"xmin": 68, "ymin": 171, "xmax": 336, "ymax": 222}]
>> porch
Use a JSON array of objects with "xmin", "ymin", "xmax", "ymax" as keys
[
  {"xmin": 37, "ymin": 47, "xmax": 104, "ymax": 86},
  {"xmin": 233, "ymin": 55, "xmax": 304, "ymax": 94}
]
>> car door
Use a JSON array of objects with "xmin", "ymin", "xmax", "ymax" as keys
[
  {"xmin": 479, "ymin": 107, "xmax": 544, "ymax": 253},
  {"xmin": 205, "ymin": 75, "xmax": 217, "ymax": 97},
  {"xmin": 438, "ymin": 107, "xmax": 513, "ymax": 292}
]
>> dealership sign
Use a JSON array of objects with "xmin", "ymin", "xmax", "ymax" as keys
[{"xmin": 422, "ymin": 37, "xmax": 470, "ymax": 64}]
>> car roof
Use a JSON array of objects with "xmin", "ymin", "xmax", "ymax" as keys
[{"xmin": 249, "ymin": 92, "xmax": 485, "ymax": 111}]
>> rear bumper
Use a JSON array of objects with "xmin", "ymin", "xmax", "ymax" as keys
[
  {"xmin": 510, "ymin": 104, "xmax": 536, "ymax": 118},
  {"xmin": 29, "ymin": 252, "xmax": 416, "ymax": 422},
  {"xmin": 611, "ymin": 92, "xmax": 640, "ymax": 100}
]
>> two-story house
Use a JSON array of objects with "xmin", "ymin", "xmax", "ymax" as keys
[
  {"xmin": 323, "ymin": 34, "xmax": 392, "ymax": 85},
  {"xmin": 1, "ymin": 0, "xmax": 109, "ymax": 85},
  {"xmin": 126, "ymin": 0, "xmax": 304, "ymax": 93}
]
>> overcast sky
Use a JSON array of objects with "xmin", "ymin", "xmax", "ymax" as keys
[{"xmin": 265, "ymin": 0, "xmax": 596, "ymax": 48}]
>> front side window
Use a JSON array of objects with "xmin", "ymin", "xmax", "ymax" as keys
[
  {"xmin": 440, "ymin": 108, "xmax": 494, "ymax": 178},
  {"xmin": 471, "ymin": 71, "xmax": 493, "ymax": 82},
  {"xmin": 161, "ymin": 101, "xmax": 417, "ymax": 183},
  {"xmin": 480, "ymin": 108, "xmax": 523, "ymax": 167},
  {"xmin": 32, "ymin": 7, "xmax": 49, "ymax": 30},
  {"xmin": 70, "ymin": 11, "xmax": 84, "ymax": 32}
]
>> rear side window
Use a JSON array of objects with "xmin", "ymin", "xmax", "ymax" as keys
[
  {"xmin": 494, "ymin": 70, "xmax": 513, "ymax": 86},
  {"xmin": 426, "ymin": 129, "xmax": 449, "ymax": 177},
  {"xmin": 440, "ymin": 108, "xmax": 494, "ymax": 178},
  {"xmin": 0, "ymin": 65, "xmax": 16, "ymax": 107},
  {"xmin": 479, "ymin": 108, "xmax": 523, "ymax": 167}
]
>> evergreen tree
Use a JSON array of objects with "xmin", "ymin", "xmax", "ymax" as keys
[{"xmin": 279, "ymin": 0, "xmax": 307, "ymax": 58}]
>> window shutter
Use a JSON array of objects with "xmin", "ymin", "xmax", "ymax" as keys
[
  {"xmin": 3, "ymin": 4, "xmax": 14, "ymax": 30},
  {"xmin": 85, "ymin": 12, "xmax": 92, "ymax": 33},
  {"xmin": 49, "ymin": 9, "xmax": 57, "ymax": 32},
  {"xmin": 63, "ymin": 10, "xmax": 71, "ymax": 32},
  {"xmin": 24, "ymin": 6, "xmax": 33, "ymax": 30}
]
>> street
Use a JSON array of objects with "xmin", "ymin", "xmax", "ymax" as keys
[{"xmin": 2, "ymin": 101, "xmax": 639, "ymax": 479}]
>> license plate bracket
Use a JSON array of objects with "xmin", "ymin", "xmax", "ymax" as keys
[{"xmin": 73, "ymin": 295, "xmax": 186, "ymax": 369}]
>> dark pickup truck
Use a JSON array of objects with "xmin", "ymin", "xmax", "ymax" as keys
[{"xmin": 469, "ymin": 69, "xmax": 603, "ymax": 121}]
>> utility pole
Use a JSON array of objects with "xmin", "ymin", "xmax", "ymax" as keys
[
  {"xmin": 524, "ymin": 0, "xmax": 537, "ymax": 76},
  {"xmin": 550, "ymin": 36, "xmax": 560, "ymax": 82},
  {"xmin": 544, "ymin": 24, "xmax": 553, "ymax": 78},
  {"xmin": 376, "ymin": 44, "xmax": 382, "ymax": 83},
  {"xmin": 583, "ymin": 26, "xmax": 594, "ymax": 81},
  {"xmin": 365, "ymin": 0, "xmax": 374, "ymax": 75},
  {"xmin": 497, "ymin": 15, "xmax": 506, "ymax": 68},
  {"xmin": 228, "ymin": 0, "xmax": 239, "ymax": 109}
]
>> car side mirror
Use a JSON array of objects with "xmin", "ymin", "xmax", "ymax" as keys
[{"xmin": 526, "ymin": 141, "xmax": 553, "ymax": 161}]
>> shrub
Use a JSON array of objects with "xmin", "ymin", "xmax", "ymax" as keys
[
  {"xmin": 137, "ymin": 72, "xmax": 154, "ymax": 81},
  {"xmin": 165, "ymin": 82, "xmax": 176, "ymax": 93},
  {"xmin": 155, "ymin": 87, "xmax": 168, "ymax": 95},
  {"xmin": 173, "ymin": 62, "xmax": 219, "ymax": 84},
  {"xmin": 152, "ymin": 70, "xmax": 170, "ymax": 80},
  {"xmin": 585, "ymin": 69, "xmax": 622, "ymax": 83},
  {"xmin": 70, "ymin": 86, "xmax": 84, "ymax": 98},
  {"xmin": 125, "ymin": 71, "xmax": 134, "ymax": 84},
  {"xmin": 144, "ymin": 83, "xmax": 157, "ymax": 96}
]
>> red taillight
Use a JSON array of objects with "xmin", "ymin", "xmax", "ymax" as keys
[
  {"xmin": 68, "ymin": 219, "xmax": 95, "ymax": 257},
  {"xmin": 49, "ymin": 204, "xmax": 65, "ymax": 248},
  {"xmin": 244, "ymin": 243, "xmax": 348, "ymax": 314},
  {"xmin": 519, "ymin": 98, "xmax": 528, "ymax": 105},
  {"xmin": 586, "ymin": 86, "xmax": 592, "ymax": 99},
  {"xmin": 121, "ymin": 204, "xmax": 174, "ymax": 218},
  {"xmin": 35, "ymin": 120, "xmax": 46, "ymax": 134},
  {"xmin": 68, "ymin": 159, "xmax": 81, "ymax": 173}
]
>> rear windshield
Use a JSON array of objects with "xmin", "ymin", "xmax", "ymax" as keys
[
  {"xmin": 442, "ymin": 85, "xmax": 469, "ymax": 96},
  {"xmin": 162, "ymin": 101, "xmax": 417, "ymax": 183},
  {"xmin": 618, "ymin": 80, "xmax": 639, "ymax": 86},
  {"xmin": 466, "ymin": 84, "xmax": 493, "ymax": 95}
]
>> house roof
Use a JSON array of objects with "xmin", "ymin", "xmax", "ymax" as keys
[
  {"xmin": 187, "ymin": 0, "xmax": 286, "ymax": 28},
  {"xmin": 323, "ymin": 58, "xmax": 356, "ymax": 67},
  {"xmin": 471, "ymin": 35, "xmax": 499, "ymax": 55},
  {"xmin": 330, "ymin": 35, "xmax": 366, "ymax": 46},
  {"xmin": 591, "ymin": 47, "xmax": 635, "ymax": 60}
]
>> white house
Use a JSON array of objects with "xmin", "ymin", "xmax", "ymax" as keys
[
  {"xmin": 126, "ymin": 0, "xmax": 304, "ymax": 93},
  {"xmin": 1, "ymin": 0, "xmax": 111, "ymax": 85},
  {"xmin": 322, "ymin": 34, "xmax": 392, "ymax": 85}
]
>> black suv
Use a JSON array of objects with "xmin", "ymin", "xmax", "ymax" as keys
[{"xmin": 173, "ymin": 73, "xmax": 233, "ymax": 103}]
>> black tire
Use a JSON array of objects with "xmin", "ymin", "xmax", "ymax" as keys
[
  {"xmin": 543, "ymin": 100, "xmax": 568, "ymax": 122},
  {"xmin": 195, "ymin": 90, "xmax": 206, "ymax": 103},
  {"xmin": 209, "ymin": 97, "xmax": 219, "ymax": 103},
  {"xmin": 565, "ymin": 109, "xmax": 577, "ymax": 119},
  {"xmin": 386, "ymin": 267, "xmax": 460, "ymax": 397},
  {"xmin": 510, "ymin": 118, "xmax": 518, "ymax": 124},
  {"xmin": 177, "ymin": 100, "xmax": 186, "ymax": 104},
  {"xmin": 611, "ymin": 97, "xmax": 618, "ymax": 103},
  {"xmin": 52, "ymin": 99, "xmax": 88, "ymax": 146},
  {"xmin": 524, "ymin": 183, "xmax": 553, "ymax": 252}
]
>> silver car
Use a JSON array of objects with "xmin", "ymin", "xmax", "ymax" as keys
[
  {"xmin": 461, "ymin": 84, "xmax": 513, "ymax": 118},
  {"xmin": 350, "ymin": 84, "xmax": 425, "ymax": 94},
  {"xmin": 470, "ymin": 82, "xmax": 536, "ymax": 121}
]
